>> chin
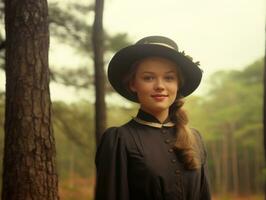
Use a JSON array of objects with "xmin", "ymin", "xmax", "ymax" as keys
[{"xmin": 149, "ymin": 106, "xmax": 169, "ymax": 113}]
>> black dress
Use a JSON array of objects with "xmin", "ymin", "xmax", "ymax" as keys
[{"xmin": 95, "ymin": 109, "xmax": 211, "ymax": 200}]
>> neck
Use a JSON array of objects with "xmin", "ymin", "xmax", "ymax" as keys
[{"xmin": 140, "ymin": 107, "xmax": 169, "ymax": 123}]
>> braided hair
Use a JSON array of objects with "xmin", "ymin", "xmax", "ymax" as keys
[{"xmin": 169, "ymin": 97, "xmax": 200, "ymax": 170}]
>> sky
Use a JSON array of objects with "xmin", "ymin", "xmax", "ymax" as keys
[
  {"xmin": 1, "ymin": 0, "xmax": 265, "ymax": 103},
  {"xmin": 103, "ymin": 0, "xmax": 265, "ymax": 73}
]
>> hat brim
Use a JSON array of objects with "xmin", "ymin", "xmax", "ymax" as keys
[{"xmin": 108, "ymin": 44, "xmax": 202, "ymax": 102}]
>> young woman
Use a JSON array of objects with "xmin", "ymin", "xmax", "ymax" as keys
[{"xmin": 95, "ymin": 36, "xmax": 211, "ymax": 200}]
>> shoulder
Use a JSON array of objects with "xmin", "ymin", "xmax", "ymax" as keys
[
  {"xmin": 101, "ymin": 120, "xmax": 132, "ymax": 137},
  {"xmin": 99, "ymin": 126, "xmax": 124, "ymax": 145},
  {"xmin": 95, "ymin": 126, "xmax": 130, "ymax": 165},
  {"xmin": 190, "ymin": 128, "xmax": 205, "ymax": 143},
  {"xmin": 98, "ymin": 121, "xmax": 133, "ymax": 148}
]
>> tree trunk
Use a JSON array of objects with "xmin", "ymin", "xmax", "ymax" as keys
[
  {"xmin": 68, "ymin": 143, "xmax": 74, "ymax": 189},
  {"xmin": 243, "ymin": 148, "xmax": 251, "ymax": 195},
  {"xmin": 230, "ymin": 124, "xmax": 239, "ymax": 195},
  {"xmin": 210, "ymin": 141, "xmax": 222, "ymax": 193},
  {"xmin": 2, "ymin": 0, "xmax": 59, "ymax": 199},
  {"xmin": 222, "ymin": 129, "xmax": 229, "ymax": 194},
  {"xmin": 254, "ymin": 142, "xmax": 261, "ymax": 193},
  {"xmin": 263, "ymin": 20, "xmax": 266, "ymax": 200},
  {"xmin": 92, "ymin": 0, "xmax": 106, "ymax": 146}
]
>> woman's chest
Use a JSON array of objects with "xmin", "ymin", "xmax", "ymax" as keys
[
  {"xmin": 121, "ymin": 124, "xmax": 202, "ymax": 199},
  {"xmin": 126, "ymin": 127, "xmax": 183, "ymax": 178}
]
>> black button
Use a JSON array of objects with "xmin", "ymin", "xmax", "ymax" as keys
[
  {"xmin": 175, "ymin": 169, "xmax": 180, "ymax": 174},
  {"xmin": 165, "ymin": 139, "xmax": 171, "ymax": 144},
  {"xmin": 171, "ymin": 159, "xmax": 177, "ymax": 163},
  {"xmin": 161, "ymin": 129, "xmax": 167, "ymax": 134},
  {"xmin": 168, "ymin": 148, "xmax": 174, "ymax": 153}
]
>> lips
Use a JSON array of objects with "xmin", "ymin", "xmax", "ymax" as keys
[{"xmin": 151, "ymin": 94, "xmax": 169, "ymax": 101}]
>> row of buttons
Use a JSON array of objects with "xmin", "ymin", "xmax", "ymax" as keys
[
  {"xmin": 160, "ymin": 127, "xmax": 183, "ymax": 198},
  {"xmin": 165, "ymin": 139, "xmax": 171, "ymax": 144}
]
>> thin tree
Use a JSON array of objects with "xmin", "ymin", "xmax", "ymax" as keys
[
  {"xmin": 92, "ymin": 0, "xmax": 106, "ymax": 145},
  {"xmin": 2, "ymin": 0, "xmax": 59, "ymax": 199}
]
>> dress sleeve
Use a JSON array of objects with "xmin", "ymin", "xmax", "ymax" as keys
[
  {"xmin": 200, "ymin": 159, "xmax": 212, "ymax": 200},
  {"xmin": 95, "ymin": 127, "xmax": 129, "ymax": 200},
  {"xmin": 192, "ymin": 128, "xmax": 212, "ymax": 200}
]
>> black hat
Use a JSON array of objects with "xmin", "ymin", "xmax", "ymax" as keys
[{"xmin": 107, "ymin": 36, "xmax": 203, "ymax": 102}]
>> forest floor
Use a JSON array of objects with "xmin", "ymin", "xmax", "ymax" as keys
[
  {"xmin": 212, "ymin": 194, "xmax": 263, "ymax": 200},
  {"xmin": 58, "ymin": 176, "xmax": 263, "ymax": 200},
  {"xmin": 59, "ymin": 177, "xmax": 95, "ymax": 200}
]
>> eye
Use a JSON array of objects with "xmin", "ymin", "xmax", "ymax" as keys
[
  {"xmin": 164, "ymin": 75, "xmax": 176, "ymax": 81},
  {"xmin": 143, "ymin": 75, "xmax": 154, "ymax": 81}
]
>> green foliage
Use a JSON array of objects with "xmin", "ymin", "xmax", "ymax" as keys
[
  {"xmin": 0, "ymin": 1, "xmax": 131, "ymax": 91},
  {"xmin": 50, "ymin": 66, "xmax": 94, "ymax": 89},
  {"xmin": 185, "ymin": 58, "xmax": 264, "ymax": 195},
  {"xmin": 49, "ymin": 2, "xmax": 94, "ymax": 55},
  {"xmin": 107, "ymin": 104, "xmax": 138, "ymax": 127},
  {"xmin": 105, "ymin": 33, "xmax": 132, "ymax": 53},
  {"xmin": 49, "ymin": 2, "xmax": 131, "ymax": 57},
  {"xmin": 52, "ymin": 101, "xmax": 96, "ymax": 179},
  {"xmin": 50, "ymin": 100, "xmax": 138, "ymax": 181}
]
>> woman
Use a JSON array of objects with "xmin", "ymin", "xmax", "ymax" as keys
[{"xmin": 95, "ymin": 36, "xmax": 211, "ymax": 200}]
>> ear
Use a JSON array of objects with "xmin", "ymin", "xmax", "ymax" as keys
[{"xmin": 129, "ymin": 80, "xmax": 137, "ymax": 92}]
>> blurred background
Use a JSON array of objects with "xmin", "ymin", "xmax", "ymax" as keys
[{"xmin": 0, "ymin": 0, "xmax": 265, "ymax": 199}]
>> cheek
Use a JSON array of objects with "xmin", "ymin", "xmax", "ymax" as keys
[
  {"xmin": 134, "ymin": 84, "xmax": 148, "ymax": 95},
  {"xmin": 130, "ymin": 79, "xmax": 147, "ymax": 93},
  {"xmin": 131, "ymin": 83, "xmax": 153, "ymax": 100},
  {"xmin": 169, "ymin": 83, "xmax": 178, "ymax": 95}
]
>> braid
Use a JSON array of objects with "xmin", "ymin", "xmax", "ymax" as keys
[{"xmin": 170, "ymin": 98, "xmax": 200, "ymax": 170}]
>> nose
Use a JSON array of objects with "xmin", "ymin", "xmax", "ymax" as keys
[{"xmin": 154, "ymin": 79, "xmax": 165, "ymax": 91}]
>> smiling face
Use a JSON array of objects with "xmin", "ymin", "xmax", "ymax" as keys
[{"xmin": 129, "ymin": 57, "xmax": 179, "ymax": 120}]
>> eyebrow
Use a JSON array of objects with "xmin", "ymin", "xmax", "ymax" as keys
[
  {"xmin": 142, "ymin": 72, "xmax": 154, "ymax": 74},
  {"xmin": 142, "ymin": 70, "xmax": 176, "ymax": 74},
  {"xmin": 165, "ymin": 71, "xmax": 176, "ymax": 74}
]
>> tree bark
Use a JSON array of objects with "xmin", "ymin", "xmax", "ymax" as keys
[
  {"xmin": 92, "ymin": 0, "xmax": 106, "ymax": 146},
  {"xmin": 229, "ymin": 123, "xmax": 239, "ymax": 195},
  {"xmin": 263, "ymin": 20, "xmax": 266, "ymax": 200},
  {"xmin": 0, "ymin": 41, "xmax": 5, "ymax": 51},
  {"xmin": 210, "ymin": 141, "xmax": 222, "ymax": 193},
  {"xmin": 254, "ymin": 142, "xmax": 261, "ymax": 193},
  {"xmin": 243, "ymin": 148, "xmax": 251, "ymax": 195},
  {"xmin": 2, "ymin": 0, "xmax": 59, "ymax": 199},
  {"xmin": 222, "ymin": 129, "xmax": 229, "ymax": 194}
]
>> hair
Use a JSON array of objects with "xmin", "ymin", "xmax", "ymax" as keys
[
  {"xmin": 124, "ymin": 56, "xmax": 201, "ymax": 170},
  {"xmin": 169, "ymin": 98, "xmax": 201, "ymax": 170},
  {"xmin": 122, "ymin": 60, "xmax": 140, "ymax": 95}
]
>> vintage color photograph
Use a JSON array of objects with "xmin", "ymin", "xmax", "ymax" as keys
[{"xmin": 0, "ymin": 0, "xmax": 265, "ymax": 199}]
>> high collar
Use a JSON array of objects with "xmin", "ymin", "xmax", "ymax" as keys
[{"xmin": 134, "ymin": 109, "xmax": 175, "ymax": 128}]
